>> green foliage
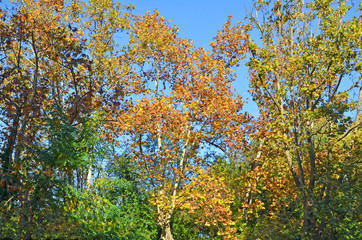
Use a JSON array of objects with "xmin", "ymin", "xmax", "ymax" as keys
[
  {"xmin": 171, "ymin": 210, "xmax": 200, "ymax": 240},
  {"xmin": 0, "ymin": 107, "xmax": 99, "ymax": 239},
  {"xmin": 66, "ymin": 177, "xmax": 158, "ymax": 239},
  {"xmin": 44, "ymin": 107, "xmax": 107, "ymax": 170}
]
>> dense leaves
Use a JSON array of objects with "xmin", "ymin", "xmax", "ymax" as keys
[
  {"xmin": 244, "ymin": 0, "xmax": 362, "ymax": 239},
  {"xmin": 0, "ymin": 0, "xmax": 361, "ymax": 239}
]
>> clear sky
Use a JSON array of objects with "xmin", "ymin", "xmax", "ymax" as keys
[
  {"xmin": 126, "ymin": 0, "xmax": 253, "ymax": 48},
  {"xmin": 126, "ymin": 0, "xmax": 258, "ymax": 115}
]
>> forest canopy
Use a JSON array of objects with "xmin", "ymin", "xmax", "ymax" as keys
[{"xmin": 0, "ymin": 0, "xmax": 361, "ymax": 239}]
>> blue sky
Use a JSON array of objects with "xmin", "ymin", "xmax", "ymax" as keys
[{"xmin": 127, "ymin": 0, "xmax": 254, "ymax": 48}]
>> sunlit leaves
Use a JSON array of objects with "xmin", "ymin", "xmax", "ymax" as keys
[
  {"xmin": 109, "ymin": 10, "xmax": 251, "ymax": 239},
  {"xmin": 245, "ymin": 0, "xmax": 362, "ymax": 238},
  {"xmin": 179, "ymin": 167, "xmax": 237, "ymax": 239}
]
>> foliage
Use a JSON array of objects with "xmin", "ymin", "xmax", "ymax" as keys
[
  {"xmin": 108, "ymin": 10, "xmax": 250, "ymax": 239},
  {"xmin": 0, "ymin": 106, "xmax": 104, "ymax": 239},
  {"xmin": 244, "ymin": 0, "xmax": 362, "ymax": 238},
  {"xmin": 66, "ymin": 177, "xmax": 158, "ymax": 239},
  {"xmin": 178, "ymin": 167, "xmax": 237, "ymax": 239},
  {"xmin": 0, "ymin": 0, "xmax": 361, "ymax": 239}
]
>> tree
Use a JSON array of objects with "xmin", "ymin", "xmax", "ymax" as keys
[
  {"xmin": 109, "ymin": 11, "xmax": 250, "ymax": 239},
  {"xmin": 245, "ymin": 0, "xmax": 362, "ymax": 238},
  {"xmin": 0, "ymin": 0, "xmax": 132, "ymax": 238}
]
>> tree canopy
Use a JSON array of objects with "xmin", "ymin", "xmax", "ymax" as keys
[{"xmin": 0, "ymin": 0, "xmax": 361, "ymax": 239}]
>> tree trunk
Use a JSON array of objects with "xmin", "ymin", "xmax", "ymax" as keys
[
  {"xmin": 303, "ymin": 197, "xmax": 316, "ymax": 238},
  {"xmin": 86, "ymin": 165, "xmax": 92, "ymax": 190},
  {"xmin": 160, "ymin": 221, "xmax": 174, "ymax": 240}
]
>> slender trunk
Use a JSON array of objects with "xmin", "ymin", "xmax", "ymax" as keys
[
  {"xmin": 159, "ymin": 217, "xmax": 174, "ymax": 240},
  {"xmin": 1, "ymin": 107, "xmax": 21, "ymax": 202},
  {"xmin": 355, "ymin": 84, "xmax": 362, "ymax": 126},
  {"xmin": 162, "ymin": 223, "xmax": 174, "ymax": 240},
  {"xmin": 153, "ymin": 57, "xmax": 174, "ymax": 240},
  {"xmin": 86, "ymin": 165, "xmax": 92, "ymax": 190},
  {"xmin": 303, "ymin": 197, "xmax": 315, "ymax": 237}
]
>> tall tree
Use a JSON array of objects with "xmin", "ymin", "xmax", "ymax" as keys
[
  {"xmin": 109, "ymin": 12, "xmax": 250, "ymax": 239},
  {"xmin": 0, "ymin": 0, "xmax": 131, "ymax": 238},
  {"xmin": 246, "ymin": 0, "xmax": 362, "ymax": 238}
]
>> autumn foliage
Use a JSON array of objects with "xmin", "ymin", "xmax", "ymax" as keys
[{"xmin": 0, "ymin": 0, "xmax": 361, "ymax": 239}]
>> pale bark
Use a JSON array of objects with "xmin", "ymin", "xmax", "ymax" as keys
[
  {"xmin": 153, "ymin": 57, "xmax": 175, "ymax": 239},
  {"xmin": 160, "ymin": 220, "xmax": 174, "ymax": 240},
  {"xmin": 355, "ymin": 84, "xmax": 362, "ymax": 126},
  {"xmin": 86, "ymin": 165, "xmax": 92, "ymax": 190}
]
